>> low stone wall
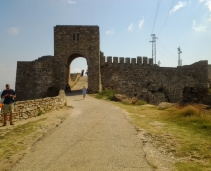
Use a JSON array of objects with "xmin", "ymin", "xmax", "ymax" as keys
[{"xmin": 0, "ymin": 90, "xmax": 66, "ymax": 123}]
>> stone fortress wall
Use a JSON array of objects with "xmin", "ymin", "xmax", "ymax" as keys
[
  {"xmin": 15, "ymin": 54, "xmax": 82, "ymax": 102},
  {"xmin": 15, "ymin": 25, "xmax": 211, "ymax": 105},
  {"xmin": 16, "ymin": 56, "xmax": 54, "ymax": 101},
  {"xmin": 100, "ymin": 53, "xmax": 211, "ymax": 105}
]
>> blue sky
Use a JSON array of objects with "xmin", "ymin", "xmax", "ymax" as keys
[{"xmin": 0, "ymin": 0, "xmax": 211, "ymax": 91}]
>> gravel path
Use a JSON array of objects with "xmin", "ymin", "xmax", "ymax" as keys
[{"xmin": 11, "ymin": 77, "xmax": 153, "ymax": 171}]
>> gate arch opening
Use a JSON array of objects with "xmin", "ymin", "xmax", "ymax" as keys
[{"xmin": 66, "ymin": 54, "xmax": 88, "ymax": 91}]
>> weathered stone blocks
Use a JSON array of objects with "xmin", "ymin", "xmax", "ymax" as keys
[{"xmin": 0, "ymin": 90, "xmax": 66, "ymax": 123}]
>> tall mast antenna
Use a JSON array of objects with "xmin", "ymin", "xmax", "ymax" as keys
[
  {"xmin": 178, "ymin": 46, "xmax": 182, "ymax": 66},
  {"xmin": 149, "ymin": 34, "xmax": 158, "ymax": 64}
]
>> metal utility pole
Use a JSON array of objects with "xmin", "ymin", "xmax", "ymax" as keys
[
  {"xmin": 149, "ymin": 34, "xmax": 157, "ymax": 65},
  {"xmin": 178, "ymin": 46, "xmax": 182, "ymax": 66}
]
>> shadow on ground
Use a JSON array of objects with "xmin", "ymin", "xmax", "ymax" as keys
[{"xmin": 65, "ymin": 90, "xmax": 82, "ymax": 97}]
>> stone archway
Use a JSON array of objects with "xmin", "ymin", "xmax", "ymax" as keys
[
  {"xmin": 15, "ymin": 25, "xmax": 101, "ymax": 101},
  {"xmin": 53, "ymin": 25, "xmax": 101, "ymax": 93},
  {"xmin": 65, "ymin": 53, "xmax": 88, "ymax": 88}
]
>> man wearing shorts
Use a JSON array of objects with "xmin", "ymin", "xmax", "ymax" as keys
[{"xmin": 1, "ymin": 84, "xmax": 16, "ymax": 126}]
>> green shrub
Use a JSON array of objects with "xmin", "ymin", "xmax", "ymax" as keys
[{"xmin": 96, "ymin": 89, "xmax": 116, "ymax": 100}]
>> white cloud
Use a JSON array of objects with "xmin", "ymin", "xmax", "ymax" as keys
[
  {"xmin": 105, "ymin": 29, "xmax": 114, "ymax": 35},
  {"xmin": 199, "ymin": 0, "xmax": 211, "ymax": 26},
  {"xmin": 127, "ymin": 19, "xmax": 144, "ymax": 31},
  {"xmin": 170, "ymin": 1, "xmax": 186, "ymax": 14},
  {"xmin": 200, "ymin": 0, "xmax": 211, "ymax": 12},
  {"xmin": 192, "ymin": 20, "xmax": 206, "ymax": 31},
  {"xmin": 67, "ymin": 0, "xmax": 76, "ymax": 4},
  {"xmin": 138, "ymin": 19, "xmax": 144, "ymax": 29},
  {"xmin": 127, "ymin": 23, "xmax": 134, "ymax": 31},
  {"xmin": 7, "ymin": 27, "xmax": 19, "ymax": 35}
]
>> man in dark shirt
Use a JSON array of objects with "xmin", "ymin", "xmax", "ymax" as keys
[{"xmin": 1, "ymin": 84, "xmax": 16, "ymax": 126}]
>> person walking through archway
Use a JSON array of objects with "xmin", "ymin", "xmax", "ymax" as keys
[{"xmin": 82, "ymin": 86, "xmax": 87, "ymax": 100}]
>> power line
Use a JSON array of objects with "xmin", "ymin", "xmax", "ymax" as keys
[
  {"xmin": 157, "ymin": 39, "xmax": 177, "ymax": 59},
  {"xmin": 156, "ymin": 45, "xmax": 177, "ymax": 62},
  {"xmin": 155, "ymin": 0, "xmax": 177, "ymax": 66},
  {"xmin": 150, "ymin": 0, "xmax": 161, "ymax": 65},
  {"xmin": 151, "ymin": 0, "xmax": 162, "ymax": 34},
  {"xmin": 158, "ymin": 0, "xmax": 175, "ymax": 37}
]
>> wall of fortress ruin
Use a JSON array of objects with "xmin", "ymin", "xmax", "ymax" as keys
[
  {"xmin": 100, "ymin": 53, "xmax": 210, "ymax": 104},
  {"xmin": 15, "ymin": 54, "xmax": 211, "ymax": 105},
  {"xmin": 15, "ymin": 53, "xmax": 211, "ymax": 105},
  {"xmin": 15, "ymin": 25, "xmax": 211, "ymax": 105},
  {"xmin": 16, "ymin": 56, "xmax": 54, "ymax": 101}
]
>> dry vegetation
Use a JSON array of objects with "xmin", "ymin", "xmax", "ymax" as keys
[
  {"xmin": 95, "ymin": 89, "xmax": 211, "ymax": 170},
  {"xmin": 0, "ymin": 106, "xmax": 71, "ymax": 171},
  {"xmin": 0, "ymin": 119, "xmax": 46, "ymax": 170},
  {"xmin": 115, "ymin": 103, "xmax": 211, "ymax": 171}
]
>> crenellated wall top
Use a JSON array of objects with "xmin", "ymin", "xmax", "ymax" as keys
[{"xmin": 102, "ymin": 56, "xmax": 154, "ymax": 65}]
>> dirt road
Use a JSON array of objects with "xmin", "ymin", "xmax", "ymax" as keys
[{"xmin": 11, "ymin": 76, "xmax": 153, "ymax": 171}]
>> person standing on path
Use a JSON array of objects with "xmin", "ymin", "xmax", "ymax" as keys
[
  {"xmin": 1, "ymin": 84, "xmax": 16, "ymax": 126},
  {"xmin": 65, "ymin": 83, "xmax": 71, "ymax": 92},
  {"xmin": 82, "ymin": 86, "xmax": 87, "ymax": 100}
]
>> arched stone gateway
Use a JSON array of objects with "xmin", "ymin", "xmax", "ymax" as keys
[
  {"xmin": 53, "ymin": 25, "xmax": 101, "ymax": 93},
  {"xmin": 15, "ymin": 25, "xmax": 101, "ymax": 101}
]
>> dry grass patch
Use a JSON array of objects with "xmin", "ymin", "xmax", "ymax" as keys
[
  {"xmin": 0, "ymin": 106, "xmax": 71, "ymax": 171},
  {"xmin": 115, "ymin": 102, "xmax": 211, "ymax": 171},
  {"xmin": 0, "ymin": 119, "xmax": 45, "ymax": 156}
]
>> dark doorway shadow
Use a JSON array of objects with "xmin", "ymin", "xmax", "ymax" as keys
[{"xmin": 65, "ymin": 90, "xmax": 82, "ymax": 97}]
